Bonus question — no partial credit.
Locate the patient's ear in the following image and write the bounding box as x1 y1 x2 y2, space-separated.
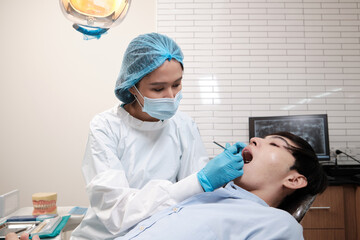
284 172 307 190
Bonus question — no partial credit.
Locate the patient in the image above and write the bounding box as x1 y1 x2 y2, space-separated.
116 131 328 239
6 132 327 240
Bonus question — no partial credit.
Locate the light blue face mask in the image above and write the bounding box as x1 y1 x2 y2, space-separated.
133 86 183 120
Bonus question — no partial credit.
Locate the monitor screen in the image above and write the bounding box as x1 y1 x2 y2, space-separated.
249 114 330 161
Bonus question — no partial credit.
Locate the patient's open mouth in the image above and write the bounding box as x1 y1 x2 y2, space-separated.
242 149 253 164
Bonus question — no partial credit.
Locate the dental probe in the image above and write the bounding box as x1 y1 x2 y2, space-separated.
213 141 226 150
214 141 249 162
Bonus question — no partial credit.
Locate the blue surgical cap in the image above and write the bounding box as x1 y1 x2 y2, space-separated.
114 32 184 103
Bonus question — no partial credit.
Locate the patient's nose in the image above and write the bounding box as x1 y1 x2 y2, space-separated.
250 137 260 146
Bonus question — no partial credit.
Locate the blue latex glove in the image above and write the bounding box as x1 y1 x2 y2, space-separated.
197 142 246 192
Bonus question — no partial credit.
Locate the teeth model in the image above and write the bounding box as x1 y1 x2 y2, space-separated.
32 192 57 215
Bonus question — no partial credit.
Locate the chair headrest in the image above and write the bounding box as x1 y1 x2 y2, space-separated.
279 194 317 222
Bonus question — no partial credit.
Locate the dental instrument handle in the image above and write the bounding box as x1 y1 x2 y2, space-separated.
213 141 226 150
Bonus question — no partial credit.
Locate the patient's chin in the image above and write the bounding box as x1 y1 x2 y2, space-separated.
232 176 242 186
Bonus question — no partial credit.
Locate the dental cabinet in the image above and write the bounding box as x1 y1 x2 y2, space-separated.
301 185 360 240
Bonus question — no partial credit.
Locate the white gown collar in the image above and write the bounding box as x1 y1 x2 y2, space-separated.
117 104 169 131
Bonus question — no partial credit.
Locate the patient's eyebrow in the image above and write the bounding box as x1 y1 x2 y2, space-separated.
268 136 290 147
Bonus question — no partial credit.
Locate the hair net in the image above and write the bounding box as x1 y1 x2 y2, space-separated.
114 32 184 103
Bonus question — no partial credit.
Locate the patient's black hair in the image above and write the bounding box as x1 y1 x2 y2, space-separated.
269 132 328 208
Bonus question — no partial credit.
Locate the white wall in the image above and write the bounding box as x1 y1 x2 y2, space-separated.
0 0 156 207
157 0 360 162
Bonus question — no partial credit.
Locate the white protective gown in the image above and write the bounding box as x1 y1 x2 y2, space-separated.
70 105 209 240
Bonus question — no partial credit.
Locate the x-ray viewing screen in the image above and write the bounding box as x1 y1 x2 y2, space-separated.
249 114 330 161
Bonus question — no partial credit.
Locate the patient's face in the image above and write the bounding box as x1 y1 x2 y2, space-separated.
234 135 297 192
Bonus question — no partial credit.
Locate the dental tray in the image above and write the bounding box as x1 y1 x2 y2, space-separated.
0 221 38 239
0 215 70 239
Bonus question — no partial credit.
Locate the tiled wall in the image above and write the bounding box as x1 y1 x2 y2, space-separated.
157 0 360 163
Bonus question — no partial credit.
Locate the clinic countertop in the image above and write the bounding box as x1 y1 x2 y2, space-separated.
327 175 360 186
322 164 360 186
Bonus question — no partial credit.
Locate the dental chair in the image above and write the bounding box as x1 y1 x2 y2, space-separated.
278 194 317 223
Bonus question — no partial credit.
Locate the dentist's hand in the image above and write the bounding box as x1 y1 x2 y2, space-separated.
197 142 246 192
5 233 40 240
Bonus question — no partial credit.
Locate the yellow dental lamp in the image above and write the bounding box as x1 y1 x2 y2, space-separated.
60 0 131 39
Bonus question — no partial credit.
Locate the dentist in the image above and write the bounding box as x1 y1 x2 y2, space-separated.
71 33 245 240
